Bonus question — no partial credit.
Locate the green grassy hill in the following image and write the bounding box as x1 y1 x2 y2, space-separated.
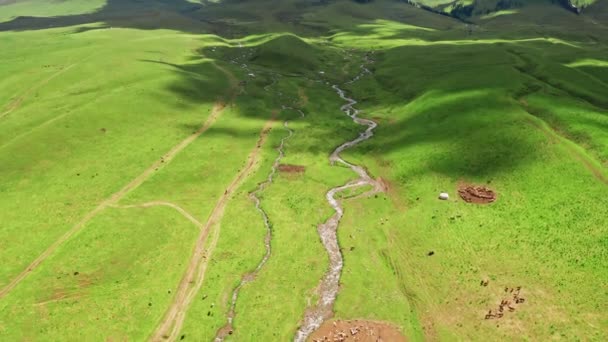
0 0 606 341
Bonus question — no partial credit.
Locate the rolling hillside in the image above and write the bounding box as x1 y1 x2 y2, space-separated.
0 0 606 341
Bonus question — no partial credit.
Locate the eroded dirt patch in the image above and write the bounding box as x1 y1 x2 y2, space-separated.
278 164 305 173
310 320 407 342
377 177 391 192
458 184 497 204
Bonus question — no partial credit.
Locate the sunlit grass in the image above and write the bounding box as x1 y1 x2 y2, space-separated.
565 58 608 68
0 0 607 340
480 9 519 19
0 0 106 23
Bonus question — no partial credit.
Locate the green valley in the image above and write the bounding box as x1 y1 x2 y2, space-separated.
0 0 606 341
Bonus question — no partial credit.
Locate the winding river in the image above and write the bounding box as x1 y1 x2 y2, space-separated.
294 59 383 342
216 49 380 341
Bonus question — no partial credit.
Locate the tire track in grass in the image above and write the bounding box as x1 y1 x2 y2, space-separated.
523 112 608 185
214 105 305 341
109 201 204 228
0 101 227 300
0 101 225 298
0 63 238 300
150 111 279 342
0 63 79 120
0 92 112 151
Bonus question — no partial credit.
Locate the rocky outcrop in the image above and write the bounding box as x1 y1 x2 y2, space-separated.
557 0 597 14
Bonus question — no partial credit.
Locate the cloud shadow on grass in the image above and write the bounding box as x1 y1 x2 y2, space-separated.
140 29 606 180
3 0 606 182
0 0 206 33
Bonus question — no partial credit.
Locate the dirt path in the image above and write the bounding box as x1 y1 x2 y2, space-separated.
0 101 228 300
523 113 608 186
294 56 384 342
0 92 111 151
109 201 203 228
150 114 278 342
0 63 79 120
0 62 239 300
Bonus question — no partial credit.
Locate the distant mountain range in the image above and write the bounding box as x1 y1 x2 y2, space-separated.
401 0 600 17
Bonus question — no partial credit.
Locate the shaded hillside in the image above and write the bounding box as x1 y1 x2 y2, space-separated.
407 0 601 17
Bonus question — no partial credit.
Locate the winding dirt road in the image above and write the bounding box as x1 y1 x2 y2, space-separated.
150 112 278 342
294 58 383 342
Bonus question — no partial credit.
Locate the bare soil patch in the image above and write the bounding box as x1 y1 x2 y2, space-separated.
278 164 305 173
458 184 497 204
215 325 234 339
310 320 407 342
377 177 391 192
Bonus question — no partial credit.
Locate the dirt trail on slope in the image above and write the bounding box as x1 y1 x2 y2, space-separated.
0 63 239 300
0 101 227 300
109 202 203 228
294 55 384 342
0 63 79 119
150 113 278 342
523 115 608 186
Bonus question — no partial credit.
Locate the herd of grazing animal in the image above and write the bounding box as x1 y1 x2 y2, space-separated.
484 286 525 320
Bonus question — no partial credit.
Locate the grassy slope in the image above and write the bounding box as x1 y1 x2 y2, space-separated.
183 1 607 340
0 10 250 340
0 0 607 340
335 4 608 339
0 0 105 23
179 37 368 340
0 207 201 340
0 28 226 285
